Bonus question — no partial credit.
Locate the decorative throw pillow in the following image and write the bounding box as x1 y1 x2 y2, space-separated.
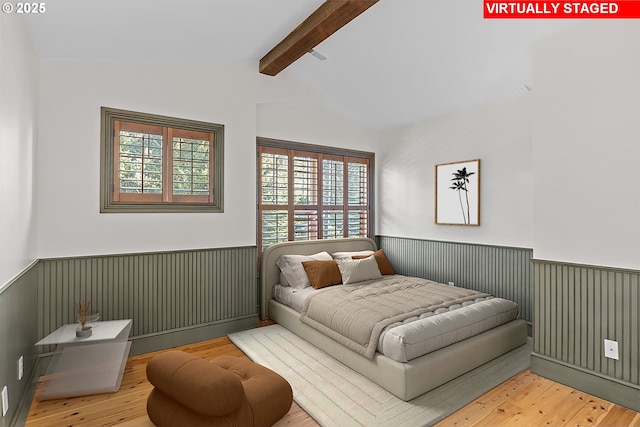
276 252 333 289
302 260 342 289
336 256 382 285
353 249 395 275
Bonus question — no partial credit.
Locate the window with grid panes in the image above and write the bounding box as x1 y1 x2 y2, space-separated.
100 107 224 213
258 138 373 251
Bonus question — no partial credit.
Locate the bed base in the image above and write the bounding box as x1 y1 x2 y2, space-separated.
269 300 527 401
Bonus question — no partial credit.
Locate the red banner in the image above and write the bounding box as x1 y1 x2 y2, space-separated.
484 1 640 18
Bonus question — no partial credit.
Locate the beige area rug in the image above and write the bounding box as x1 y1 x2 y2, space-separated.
229 324 531 427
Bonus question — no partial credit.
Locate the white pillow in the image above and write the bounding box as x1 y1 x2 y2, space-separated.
279 272 290 287
336 256 382 285
331 250 375 259
276 251 333 289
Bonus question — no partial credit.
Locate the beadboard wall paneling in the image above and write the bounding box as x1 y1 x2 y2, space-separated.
0 263 39 427
532 259 639 411
377 236 533 324
37 246 258 353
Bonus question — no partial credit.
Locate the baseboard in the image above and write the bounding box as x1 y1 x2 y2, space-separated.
129 316 258 355
531 352 640 412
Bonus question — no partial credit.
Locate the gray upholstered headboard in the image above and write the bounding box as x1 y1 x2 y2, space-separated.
260 237 377 319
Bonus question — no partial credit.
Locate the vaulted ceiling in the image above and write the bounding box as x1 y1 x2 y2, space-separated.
21 0 573 131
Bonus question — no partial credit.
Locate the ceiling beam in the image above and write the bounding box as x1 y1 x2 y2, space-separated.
259 0 379 76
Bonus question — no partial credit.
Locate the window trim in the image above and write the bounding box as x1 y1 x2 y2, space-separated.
257 137 375 250
100 107 224 213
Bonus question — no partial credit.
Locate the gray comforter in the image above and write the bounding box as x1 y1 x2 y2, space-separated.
299 275 501 359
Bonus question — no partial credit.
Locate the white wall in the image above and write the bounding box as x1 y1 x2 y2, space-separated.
31 21 640 269
533 22 640 270
36 60 326 258
0 15 38 286
377 95 534 248
257 102 381 152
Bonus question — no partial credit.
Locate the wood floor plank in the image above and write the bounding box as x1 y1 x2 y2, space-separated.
472 399 525 426
501 377 575 426
494 385 582 426
437 371 547 427
26 335 639 427
27 387 150 427
582 403 640 427
557 390 615 426
435 373 537 426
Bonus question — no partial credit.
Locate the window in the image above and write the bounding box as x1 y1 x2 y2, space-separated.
258 138 374 251
100 107 224 213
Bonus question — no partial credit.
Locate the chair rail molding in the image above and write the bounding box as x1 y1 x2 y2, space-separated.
37 246 258 355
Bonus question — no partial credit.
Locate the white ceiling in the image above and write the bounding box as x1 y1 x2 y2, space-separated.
21 0 574 131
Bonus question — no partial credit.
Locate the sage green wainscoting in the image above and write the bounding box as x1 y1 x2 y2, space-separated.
0 262 39 427
377 236 534 331
37 246 258 356
532 259 639 412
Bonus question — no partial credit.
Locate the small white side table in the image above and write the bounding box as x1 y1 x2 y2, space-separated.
35 319 133 400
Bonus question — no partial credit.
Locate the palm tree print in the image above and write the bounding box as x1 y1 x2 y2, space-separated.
449 167 475 224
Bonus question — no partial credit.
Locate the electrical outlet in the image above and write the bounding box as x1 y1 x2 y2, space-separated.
1 386 8 416
448 281 454 286
18 356 24 381
604 339 619 360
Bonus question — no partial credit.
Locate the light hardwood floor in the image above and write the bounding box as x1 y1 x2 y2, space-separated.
26 336 639 427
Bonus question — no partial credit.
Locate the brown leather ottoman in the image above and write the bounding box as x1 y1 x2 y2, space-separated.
146 351 293 427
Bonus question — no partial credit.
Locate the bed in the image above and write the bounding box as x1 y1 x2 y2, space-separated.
260 237 527 401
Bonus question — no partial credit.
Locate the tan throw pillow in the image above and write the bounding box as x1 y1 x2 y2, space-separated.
336 256 382 285
302 260 342 289
353 249 395 275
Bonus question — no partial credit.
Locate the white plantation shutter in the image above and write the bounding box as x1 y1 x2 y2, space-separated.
115 121 164 202
171 130 213 200
114 122 215 203
347 158 368 237
258 140 373 251
261 210 288 248
260 150 288 205
293 154 318 241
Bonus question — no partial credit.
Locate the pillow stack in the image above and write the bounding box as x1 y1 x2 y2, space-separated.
277 248 395 290
276 251 333 289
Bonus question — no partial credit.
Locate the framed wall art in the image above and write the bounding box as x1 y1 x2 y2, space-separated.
435 159 480 226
